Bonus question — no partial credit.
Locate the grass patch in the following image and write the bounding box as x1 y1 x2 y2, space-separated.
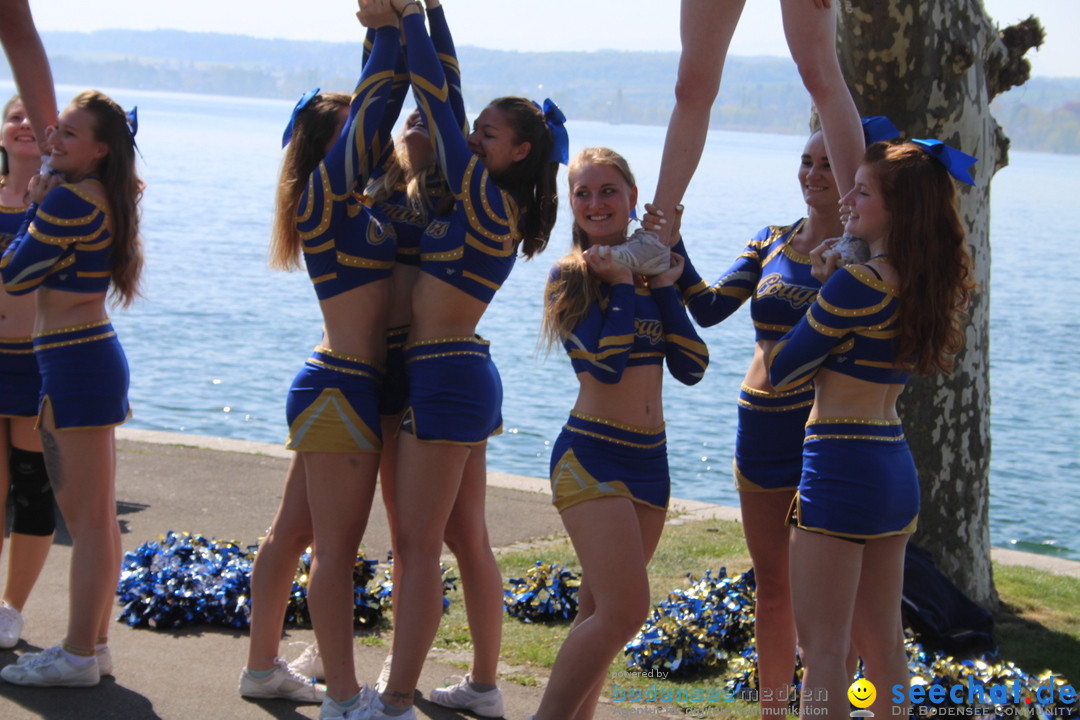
426 517 1079 717
992 563 1080 683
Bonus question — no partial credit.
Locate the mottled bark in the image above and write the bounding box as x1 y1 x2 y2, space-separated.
835 0 1042 609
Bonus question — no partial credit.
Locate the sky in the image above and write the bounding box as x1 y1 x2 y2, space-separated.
28 0 1079 78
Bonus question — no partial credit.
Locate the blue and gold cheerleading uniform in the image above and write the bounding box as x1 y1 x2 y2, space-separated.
549 269 709 511
401 12 523 305
674 221 819 492
769 264 917 539
0 201 41 419
285 26 401 453
368 5 463 268
394 13 528 443
1 183 131 429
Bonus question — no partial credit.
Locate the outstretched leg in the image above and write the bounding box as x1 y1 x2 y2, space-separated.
652 0 747 244
781 0 864 195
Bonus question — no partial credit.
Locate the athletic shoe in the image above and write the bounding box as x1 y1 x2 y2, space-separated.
373 653 392 694
363 692 417 720
288 641 324 682
0 645 100 687
430 674 505 718
319 686 380 720
239 657 326 702
605 228 671 276
16 642 111 674
0 604 23 649
97 645 113 676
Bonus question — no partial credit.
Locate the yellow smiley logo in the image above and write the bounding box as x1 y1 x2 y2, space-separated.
848 678 876 709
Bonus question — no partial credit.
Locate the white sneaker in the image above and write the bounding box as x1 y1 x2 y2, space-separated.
365 692 416 720
239 657 326 702
0 604 23 649
430 674 505 717
288 641 324 682
320 686 382 720
605 228 671 276
97 645 113 676
1 645 100 687
373 653 392 693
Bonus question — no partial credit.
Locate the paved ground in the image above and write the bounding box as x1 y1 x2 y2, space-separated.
0 429 1075 720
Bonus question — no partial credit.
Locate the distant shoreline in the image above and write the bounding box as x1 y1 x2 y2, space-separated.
2 28 1076 154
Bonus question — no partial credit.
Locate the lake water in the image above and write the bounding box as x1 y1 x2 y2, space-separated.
9 84 1077 561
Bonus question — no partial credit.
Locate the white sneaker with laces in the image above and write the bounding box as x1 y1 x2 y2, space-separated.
430 674 505 718
239 657 326 702
373 653 392 694
604 228 672 276
288 641 324 682
365 692 417 720
0 604 23 649
1 645 100 687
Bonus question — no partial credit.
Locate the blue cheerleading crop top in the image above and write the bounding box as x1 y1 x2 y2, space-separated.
674 220 821 341
550 265 709 387
296 26 400 300
1 182 114 295
0 201 28 251
402 13 523 305
368 6 462 269
768 264 908 389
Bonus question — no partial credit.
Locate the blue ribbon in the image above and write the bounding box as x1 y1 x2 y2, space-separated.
281 88 320 148
542 98 569 166
911 138 978 186
125 106 139 151
861 115 900 145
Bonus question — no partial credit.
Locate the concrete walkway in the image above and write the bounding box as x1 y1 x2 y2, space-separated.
0 429 1075 720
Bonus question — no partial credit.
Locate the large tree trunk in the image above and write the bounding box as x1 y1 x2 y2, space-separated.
835 0 1043 608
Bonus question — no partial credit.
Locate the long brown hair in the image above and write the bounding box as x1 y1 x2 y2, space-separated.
0 95 21 178
72 90 144 308
268 92 350 271
866 141 976 375
541 147 636 349
484 97 558 259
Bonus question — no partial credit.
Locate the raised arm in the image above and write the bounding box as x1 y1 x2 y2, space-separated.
550 258 638 385
297 24 399 237
672 236 761 328
1 181 98 294
0 0 57 153
768 265 893 390
646 255 709 385
425 2 467 135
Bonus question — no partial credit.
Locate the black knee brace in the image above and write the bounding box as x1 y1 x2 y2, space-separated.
9 446 56 536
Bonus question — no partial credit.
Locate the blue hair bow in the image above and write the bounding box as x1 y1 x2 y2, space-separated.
542 98 569 166
125 106 139 152
282 88 320 148
911 138 978 186
861 116 900 145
